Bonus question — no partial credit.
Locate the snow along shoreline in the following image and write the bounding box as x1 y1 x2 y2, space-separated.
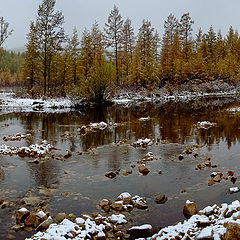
0 89 239 114
24 198 240 240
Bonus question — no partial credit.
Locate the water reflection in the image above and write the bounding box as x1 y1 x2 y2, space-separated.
6 101 240 151
1 99 240 239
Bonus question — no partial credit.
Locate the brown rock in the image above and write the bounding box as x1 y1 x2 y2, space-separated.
103 205 110 212
205 161 212 167
117 193 132 205
56 213 68 223
16 208 30 224
178 154 184 160
154 194 168 204
37 216 53 230
193 152 198 158
105 171 117 179
111 201 124 211
183 201 197 218
208 178 215 186
228 171 234 176
205 156 211 161
99 199 111 208
223 221 240 240
20 196 41 206
67 213 76 222
114 231 124 238
64 150 72 159
231 177 237 184
24 213 37 226
127 224 153 239
12 224 24 231
138 165 150 175
213 175 221 182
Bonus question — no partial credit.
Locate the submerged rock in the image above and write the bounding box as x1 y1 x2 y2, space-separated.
154 194 168 204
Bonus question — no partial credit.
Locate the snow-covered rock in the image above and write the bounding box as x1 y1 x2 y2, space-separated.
197 121 216 130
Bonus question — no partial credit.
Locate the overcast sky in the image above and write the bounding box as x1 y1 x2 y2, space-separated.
1 0 240 49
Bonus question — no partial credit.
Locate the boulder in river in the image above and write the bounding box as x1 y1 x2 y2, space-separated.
127 224 153 239
138 164 150 175
223 221 240 240
105 171 117 179
183 200 198 218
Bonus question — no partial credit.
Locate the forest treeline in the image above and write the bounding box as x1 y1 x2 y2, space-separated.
2 0 240 101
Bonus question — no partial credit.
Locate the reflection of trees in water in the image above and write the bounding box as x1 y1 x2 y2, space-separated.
13 102 240 155
2 102 240 187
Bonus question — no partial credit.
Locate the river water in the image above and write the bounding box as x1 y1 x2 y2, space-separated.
1 98 240 239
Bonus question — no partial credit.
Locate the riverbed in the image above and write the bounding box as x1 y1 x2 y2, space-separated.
1 97 240 239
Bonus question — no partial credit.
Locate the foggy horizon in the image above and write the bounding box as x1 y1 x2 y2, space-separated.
2 0 240 49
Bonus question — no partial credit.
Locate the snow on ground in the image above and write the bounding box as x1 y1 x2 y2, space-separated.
0 92 73 113
149 200 240 240
196 121 216 130
24 199 240 240
113 90 237 106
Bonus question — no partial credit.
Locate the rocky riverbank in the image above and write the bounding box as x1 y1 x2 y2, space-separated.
22 197 240 240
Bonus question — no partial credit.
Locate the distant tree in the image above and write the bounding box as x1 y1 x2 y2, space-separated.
179 13 194 61
164 14 179 44
68 27 80 85
104 5 123 84
34 0 66 95
133 20 159 87
91 22 105 64
160 14 179 82
195 28 203 50
121 18 135 82
80 28 93 80
0 16 13 47
23 22 40 90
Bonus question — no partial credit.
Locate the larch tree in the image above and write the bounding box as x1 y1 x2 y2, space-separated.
134 19 159 87
34 0 66 95
121 18 135 82
0 16 13 47
91 22 105 65
164 14 179 44
160 14 179 82
80 28 93 81
68 27 80 85
23 22 40 90
104 5 123 84
179 12 194 61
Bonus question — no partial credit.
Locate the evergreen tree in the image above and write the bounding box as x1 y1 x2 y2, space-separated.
179 12 194 61
104 5 123 84
68 27 80 85
34 0 66 94
0 16 13 47
121 18 135 82
134 20 159 87
23 22 40 90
